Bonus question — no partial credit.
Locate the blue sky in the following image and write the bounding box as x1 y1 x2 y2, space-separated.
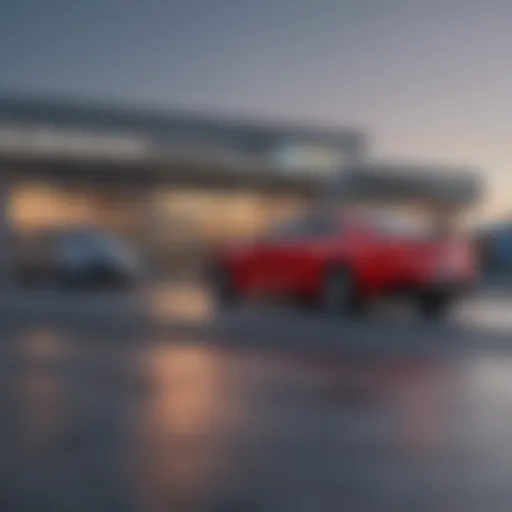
1 0 511 218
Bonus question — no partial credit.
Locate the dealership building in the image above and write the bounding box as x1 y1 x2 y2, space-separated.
0 93 482 279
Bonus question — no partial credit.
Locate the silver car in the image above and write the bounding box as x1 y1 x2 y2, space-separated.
17 228 143 289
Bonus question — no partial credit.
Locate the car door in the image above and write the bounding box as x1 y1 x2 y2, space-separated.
275 214 341 296
262 218 311 296
238 237 279 296
354 218 402 292
237 218 304 297
369 216 430 289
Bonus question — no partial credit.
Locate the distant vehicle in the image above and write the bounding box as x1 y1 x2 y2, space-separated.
17 228 143 290
207 210 477 319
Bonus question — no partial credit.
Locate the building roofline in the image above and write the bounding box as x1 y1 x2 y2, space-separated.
325 160 484 207
0 90 366 149
350 159 481 181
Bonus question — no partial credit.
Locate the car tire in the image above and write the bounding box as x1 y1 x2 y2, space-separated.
417 292 450 321
210 264 238 310
55 268 89 291
320 266 364 317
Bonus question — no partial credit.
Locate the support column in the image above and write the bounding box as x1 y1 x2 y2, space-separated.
0 172 12 287
142 189 161 284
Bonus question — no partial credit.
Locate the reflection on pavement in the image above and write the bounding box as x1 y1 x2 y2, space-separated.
136 346 238 510
148 283 213 323
147 282 512 336
0 328 512 510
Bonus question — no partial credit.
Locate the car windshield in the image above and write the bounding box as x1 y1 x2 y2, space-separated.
361 209 437 238
264 211 343 241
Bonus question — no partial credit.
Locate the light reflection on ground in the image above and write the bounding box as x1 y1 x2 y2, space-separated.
0 327 512 510
146 281 512 334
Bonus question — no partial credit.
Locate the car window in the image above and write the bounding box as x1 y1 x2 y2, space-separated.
265 214 341 242
264 218 308 241
297 216 337 239
371 215 433 238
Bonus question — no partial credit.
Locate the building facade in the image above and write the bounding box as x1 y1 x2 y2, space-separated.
0 93 366 278
0 93 484 281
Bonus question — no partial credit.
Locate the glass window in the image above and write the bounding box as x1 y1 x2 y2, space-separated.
264 213 341 242
265 218 308 241
371 213 433 238
306 215 341 238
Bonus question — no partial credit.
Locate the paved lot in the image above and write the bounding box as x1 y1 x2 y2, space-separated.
1 283 512 510
3 280 512 329
147 281 512 328
142 282 512 354
3 281 512 352
0 324 512 511
0 288 145 324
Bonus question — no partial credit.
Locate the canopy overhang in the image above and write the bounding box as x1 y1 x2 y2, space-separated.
326 162 483 211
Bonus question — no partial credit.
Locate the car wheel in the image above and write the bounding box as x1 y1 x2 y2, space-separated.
55 268 88 291
92 267 130 291
210 265 238 310
418 292 450 321
321 267 364 317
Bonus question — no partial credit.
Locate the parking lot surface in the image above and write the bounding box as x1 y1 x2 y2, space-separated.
1 284 512 510
0 324 512 511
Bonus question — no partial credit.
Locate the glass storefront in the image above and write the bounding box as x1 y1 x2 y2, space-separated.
9 182 311 277
152 188 309 275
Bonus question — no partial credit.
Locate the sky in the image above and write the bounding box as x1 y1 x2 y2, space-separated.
0 0 511 220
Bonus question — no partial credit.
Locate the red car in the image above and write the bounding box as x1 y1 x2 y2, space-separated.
208 210 477 318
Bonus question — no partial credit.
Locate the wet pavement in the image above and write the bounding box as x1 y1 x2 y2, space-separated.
1 323 512 511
